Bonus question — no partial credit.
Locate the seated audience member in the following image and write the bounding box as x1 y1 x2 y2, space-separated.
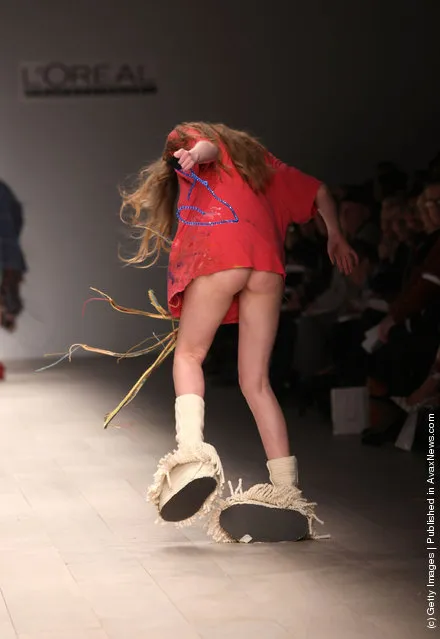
330 240 379 377
399 189 440 282
339 188 380 247
404 188 426 237
398 188 437 282
286 219 326 270
377 180 440 344
291 237 374 392
364 320 440 445
272 217 332 396
299 240 380 397
364 333 440 446
417 191 438 235
404 343 440 408
363 180 440 445
288 217 333 307
371 196 414 299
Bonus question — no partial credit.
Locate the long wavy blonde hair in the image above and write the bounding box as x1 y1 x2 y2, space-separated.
120 122 273 267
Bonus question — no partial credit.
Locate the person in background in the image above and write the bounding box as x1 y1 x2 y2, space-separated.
406 344 440 408
339 189 380 247
377 180 440 344
363 179 440 445
0 179 26 379
271 216 332 398
290 191 379 399
371 196 414 300
298 240 379 407
417 191 438 235
404 189 426 237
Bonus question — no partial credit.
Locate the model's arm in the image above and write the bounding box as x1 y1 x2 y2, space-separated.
315 184 341 235
174 141 218 172
190 141 218 164
315 184 359 275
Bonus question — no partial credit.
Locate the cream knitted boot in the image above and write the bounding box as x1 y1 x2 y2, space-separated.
147 394 224 525
208 455 324 543
267 455 298 487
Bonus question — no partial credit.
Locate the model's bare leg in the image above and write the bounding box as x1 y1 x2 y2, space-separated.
208 272 322 543
173 270 249 397
237 271 289 459
148 269 251 524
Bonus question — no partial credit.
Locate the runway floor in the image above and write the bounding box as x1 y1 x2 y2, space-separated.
0 357 428 638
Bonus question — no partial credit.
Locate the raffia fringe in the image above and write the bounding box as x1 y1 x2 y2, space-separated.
206 480 330 543
39 288 178 429
146 442 225 528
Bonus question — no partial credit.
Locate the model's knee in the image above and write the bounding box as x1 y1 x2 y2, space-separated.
239 372 271 401
174 347 206 368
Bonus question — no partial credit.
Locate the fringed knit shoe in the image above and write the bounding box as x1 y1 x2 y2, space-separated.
207 456 326 543
147 394 224 525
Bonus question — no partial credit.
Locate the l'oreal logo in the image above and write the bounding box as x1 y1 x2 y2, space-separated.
21 62 157 98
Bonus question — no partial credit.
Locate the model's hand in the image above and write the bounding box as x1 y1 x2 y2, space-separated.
378 314 395 343
327 231 358 275
174 148 198 172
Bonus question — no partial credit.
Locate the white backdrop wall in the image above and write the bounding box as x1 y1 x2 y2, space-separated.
1 0 439 360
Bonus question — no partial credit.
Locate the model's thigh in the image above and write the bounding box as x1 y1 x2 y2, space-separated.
176 269 252 361
237 272 284 388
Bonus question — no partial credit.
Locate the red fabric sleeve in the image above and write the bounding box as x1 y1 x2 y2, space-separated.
266 154 322 225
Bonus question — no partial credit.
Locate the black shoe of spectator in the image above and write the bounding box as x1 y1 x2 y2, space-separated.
361 419 404 447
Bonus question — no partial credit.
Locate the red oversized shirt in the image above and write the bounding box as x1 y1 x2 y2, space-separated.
166 128 322 323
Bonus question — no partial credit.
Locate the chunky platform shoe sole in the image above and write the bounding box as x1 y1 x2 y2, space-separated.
160 476 217 522
219 503 308 543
